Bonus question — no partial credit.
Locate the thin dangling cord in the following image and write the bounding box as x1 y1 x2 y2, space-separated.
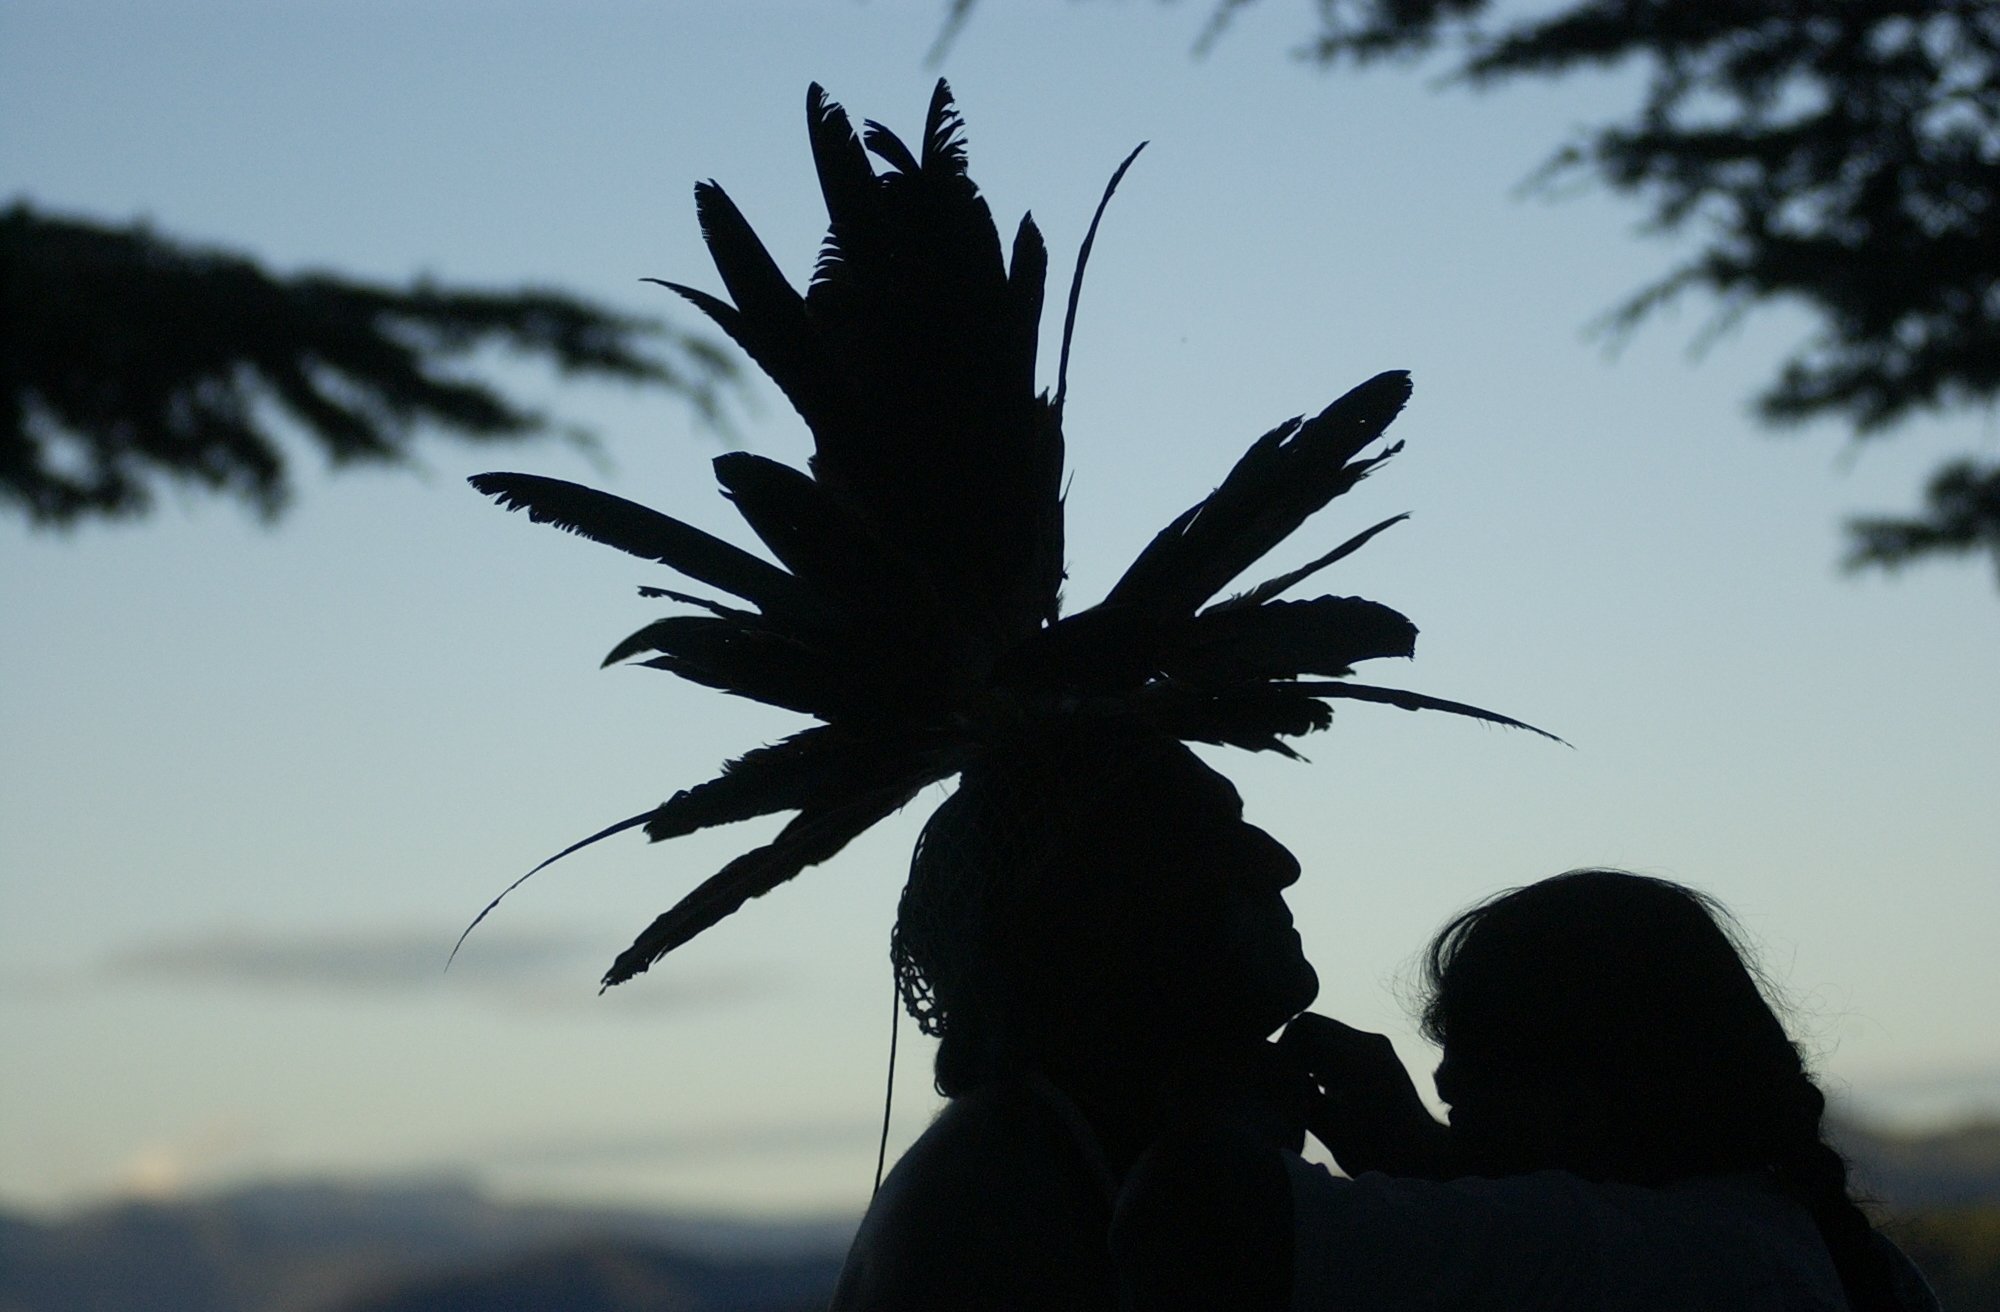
872 965 900 1198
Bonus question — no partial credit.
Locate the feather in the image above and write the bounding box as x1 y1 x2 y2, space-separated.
643 727 965 842
634 584 743 617
679 81 1052 652
608 592 764 660
920 78 970 175
642 273 868 475
647 728 853 840
1140 682 1335 755
1007 216 1061 628
860 118 920 176
625 618 853 718
806 83 883 297
643 278 754 357
1206 513 1409 614
601 781 922 988
464 728 948 972
711 452 943 636
689 183 805 334
1295 680 1567 743
885 83 1008 306
448 809 657 970
470 472 805 618
682 186 853 433
1163 595 1418 685
1056 141 1147 412
603 615 752 670
713 452 874 578
1007 215 1050 404
1103 371 1412 618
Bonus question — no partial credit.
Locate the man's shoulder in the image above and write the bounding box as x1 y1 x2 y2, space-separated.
829 1080 1117 1311
867 1081 1111 1239
910 1081 1095 1180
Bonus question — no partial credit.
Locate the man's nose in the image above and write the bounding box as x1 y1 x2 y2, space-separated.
1240 823 1301 889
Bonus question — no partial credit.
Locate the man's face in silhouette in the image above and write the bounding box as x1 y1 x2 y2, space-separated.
1067 745 1319 1046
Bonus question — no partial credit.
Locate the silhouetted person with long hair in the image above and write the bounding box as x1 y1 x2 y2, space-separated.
1116 870 1939 1310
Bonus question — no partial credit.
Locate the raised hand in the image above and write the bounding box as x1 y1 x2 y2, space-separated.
1279 1012 1455 1179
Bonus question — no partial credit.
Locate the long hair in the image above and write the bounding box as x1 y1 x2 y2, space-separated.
892 754 1055 1097
891 731 1219 1097
1420 869 1902 1311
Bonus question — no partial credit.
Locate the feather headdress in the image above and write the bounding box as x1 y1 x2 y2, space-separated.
469 82 1549 989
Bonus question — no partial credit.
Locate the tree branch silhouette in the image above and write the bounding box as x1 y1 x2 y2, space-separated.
2 203 740 526
932 0 2000 586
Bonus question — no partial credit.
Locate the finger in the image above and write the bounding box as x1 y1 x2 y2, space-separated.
1279 1012 1390 1064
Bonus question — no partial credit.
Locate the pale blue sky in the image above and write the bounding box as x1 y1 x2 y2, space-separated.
3 0 1995 1218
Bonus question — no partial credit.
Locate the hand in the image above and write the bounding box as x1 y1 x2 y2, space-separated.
1278 1012 1453 1179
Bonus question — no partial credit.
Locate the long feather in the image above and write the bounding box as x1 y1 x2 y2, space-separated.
711 453 943 640
448 809 657 970
1163 596 1418 685
1007 214 1050 406
603 615 761 670
607 594 765 664
628 620 853 719
469 473 805 617
644 279 757 361
897 83 1006 299
643 727 965 842
1138 682 1335 756
690 182 805 334
860 118 920 176
776 83 1056 649
920 78 970 174
806 83 882 297
645 727 844 841
601 781 922 988
1008 215 1062 629
682 186 849 432
1205 513 1410 614
1103 371 1412 617
634 584 744 617
1294 680 1566 743
1056 141 1147 412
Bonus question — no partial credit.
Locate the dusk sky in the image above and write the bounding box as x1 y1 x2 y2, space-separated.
4 0 1995 1220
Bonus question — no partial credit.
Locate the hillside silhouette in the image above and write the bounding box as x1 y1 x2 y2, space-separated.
0 1179 846 1312
3 1115 1996 1311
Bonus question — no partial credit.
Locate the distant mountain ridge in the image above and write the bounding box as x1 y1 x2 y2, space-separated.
1835 1117 2000 1209
341 1240 840 1312
3 1117 1994 1312
0 1178 853 1312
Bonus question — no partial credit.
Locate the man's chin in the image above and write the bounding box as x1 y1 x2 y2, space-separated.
1264 961 1320 1034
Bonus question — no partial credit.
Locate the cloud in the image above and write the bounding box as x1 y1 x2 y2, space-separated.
104 925 579 990
1836 1059 2000 1126
76 924 781 1013
473 1119 882 1170
1848 1060 2000 1098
